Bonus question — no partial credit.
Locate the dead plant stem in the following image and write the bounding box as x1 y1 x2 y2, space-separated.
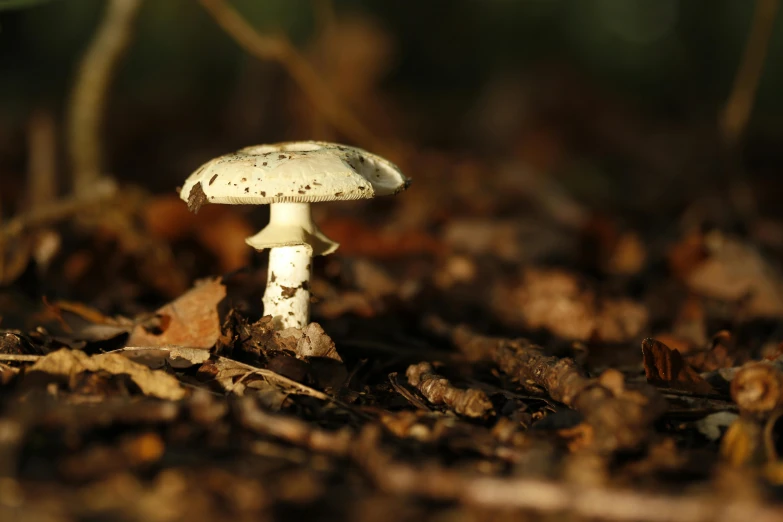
198 0 390 155
66 0 144 195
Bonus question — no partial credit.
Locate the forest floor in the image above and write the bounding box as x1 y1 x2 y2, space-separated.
3 133 783 521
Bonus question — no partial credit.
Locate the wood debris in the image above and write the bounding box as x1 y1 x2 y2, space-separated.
405 361 493 418
428 318 666 452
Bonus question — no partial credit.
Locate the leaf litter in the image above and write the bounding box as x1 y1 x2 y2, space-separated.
5 12 783 520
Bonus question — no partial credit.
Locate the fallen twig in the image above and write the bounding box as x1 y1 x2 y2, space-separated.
235 396 353 456
66 0 144 194
426 317 666 452
405 361 493 418
0 354 41 362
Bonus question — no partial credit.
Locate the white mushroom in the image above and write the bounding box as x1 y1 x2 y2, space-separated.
179 141 410 329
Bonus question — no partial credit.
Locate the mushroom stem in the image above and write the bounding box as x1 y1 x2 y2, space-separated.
263 245 312 329
254 202 335 329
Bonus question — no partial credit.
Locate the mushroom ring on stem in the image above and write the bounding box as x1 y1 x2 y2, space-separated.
179 141 411 329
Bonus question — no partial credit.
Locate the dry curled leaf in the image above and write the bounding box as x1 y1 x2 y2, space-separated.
27 348 185 400
641 338 715 395
198 355 331 405
278 322 341 362
128 278 225 349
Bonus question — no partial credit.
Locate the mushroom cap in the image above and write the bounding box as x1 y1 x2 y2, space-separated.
180 141 410 208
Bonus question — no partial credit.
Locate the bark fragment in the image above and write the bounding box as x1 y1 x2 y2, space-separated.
405 362 493 418
428 318 666 452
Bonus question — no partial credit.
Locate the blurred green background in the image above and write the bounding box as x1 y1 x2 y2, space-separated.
1 0 782 199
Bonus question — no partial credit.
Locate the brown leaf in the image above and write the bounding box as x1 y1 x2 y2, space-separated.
278 322 342 362
641 338 715 394
198 355 331 410
128 278 225 349
27 348 185 400
686 233 783 318
111 346 212 369
500 268 648 343
39 298 135 342
686 330 743 372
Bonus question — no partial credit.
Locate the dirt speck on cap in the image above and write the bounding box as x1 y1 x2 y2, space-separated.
187 182 208 214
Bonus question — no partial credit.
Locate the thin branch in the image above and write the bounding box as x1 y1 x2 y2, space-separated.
405 362 493 418
235 397 353 455
66 0 144 195
0 354 42 363
198 0 391 155
720 0 780 146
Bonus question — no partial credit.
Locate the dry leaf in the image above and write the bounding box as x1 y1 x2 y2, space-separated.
27 348 185 400
111 346 212 369
501 268 648 342
686 233 783 318
641 338 715 394
128 278 225 349
33 299 136 343
278 322 342 362
687 330 742 372
199 355 331 403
